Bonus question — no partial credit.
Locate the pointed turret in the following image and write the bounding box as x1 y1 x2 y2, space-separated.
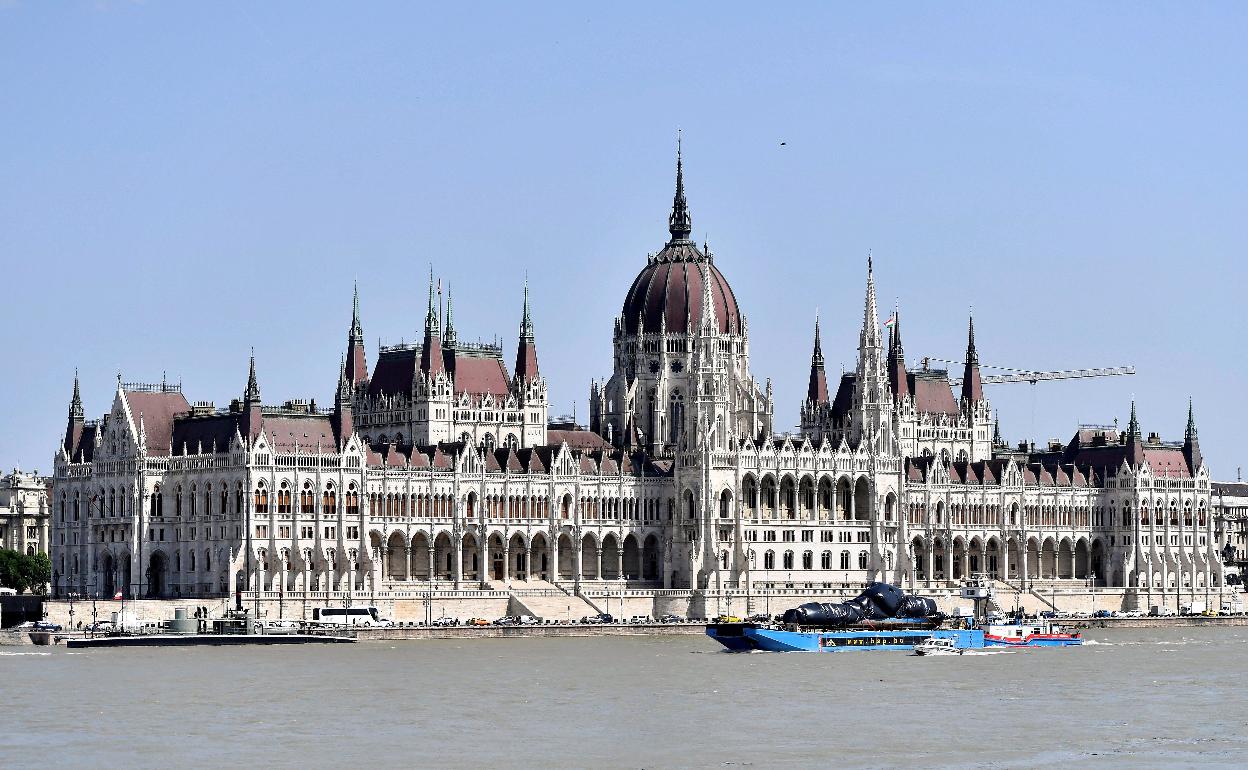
515 282 539 383
860 253 882 351
241 352 263 441
420 269 445 377
63 369 84 455
334 356 354 448
1183 397 1202 474
1125 400 1145 468
345 281 368 386
443 284 458 350
961 315 983 403
667 135 692 243
887 310 909 398
806 316 829 404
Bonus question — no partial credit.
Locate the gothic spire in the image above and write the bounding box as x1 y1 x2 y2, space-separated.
888 310 909 398
244 351 261 403
515 281 539 383
346 282 369 385
1184 397 1203 474
667 134 692 242
807 315 829 404
350 281 363 341
859 252 881 350
1125 399 1145 468
443 284 458 349
961 315 983 403
424 267 440 336
70 368 83 420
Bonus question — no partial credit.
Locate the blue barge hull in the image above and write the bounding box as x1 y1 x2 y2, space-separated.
707 624 985 652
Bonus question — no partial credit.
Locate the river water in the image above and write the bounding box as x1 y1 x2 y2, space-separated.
3 626 1246 768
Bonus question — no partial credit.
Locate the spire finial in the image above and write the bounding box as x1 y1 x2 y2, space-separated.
668 132 692 242
966 314 978 364
245 349 260 403
1127 399 1140 437
867 248 873 275
425 265 440 334
1186 397 1198 440
350 280 363 340
519 279 534 340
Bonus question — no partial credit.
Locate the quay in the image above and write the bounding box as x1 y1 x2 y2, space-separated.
65 633 354 649
354 622 707 641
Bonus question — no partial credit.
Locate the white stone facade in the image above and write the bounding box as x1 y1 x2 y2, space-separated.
49 155 1227 610
0 468 49 555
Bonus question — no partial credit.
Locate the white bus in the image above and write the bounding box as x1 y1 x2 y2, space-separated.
311 606 389 626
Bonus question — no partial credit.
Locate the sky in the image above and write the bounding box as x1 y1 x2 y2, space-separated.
1 2 1245 478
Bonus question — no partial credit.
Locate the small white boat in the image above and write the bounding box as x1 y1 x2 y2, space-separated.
912 637 964 656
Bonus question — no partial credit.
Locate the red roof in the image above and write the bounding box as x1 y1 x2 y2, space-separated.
909 372 958 416
124 390 191 456
451 352 510 400
621 247 742 335
547 429 611 450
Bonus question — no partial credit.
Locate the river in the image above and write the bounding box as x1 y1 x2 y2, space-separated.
3 626 1246 768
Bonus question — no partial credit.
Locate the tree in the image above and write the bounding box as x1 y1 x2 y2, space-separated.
0 549 51 594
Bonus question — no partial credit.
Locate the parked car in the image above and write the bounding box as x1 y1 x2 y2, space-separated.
1091 609 1113 618
594 613 615 624
431 616 458 627
627 615 652 624
466 617 490 626
32 621 63 632
715 615 744 624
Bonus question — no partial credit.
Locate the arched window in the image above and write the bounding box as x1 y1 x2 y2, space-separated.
190 484 197 516
802 551 813 570
459 432 472 445
840 550 850 570
254 483 268 514
821 551 832 570
719 490 731 519
482 434 496 453
504 433 518 450
782 550 794 570
764 550 775 570
858 551 868 570
668 390 684 444
175 486 183 517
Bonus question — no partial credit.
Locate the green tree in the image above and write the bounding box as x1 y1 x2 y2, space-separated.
0 549 51 594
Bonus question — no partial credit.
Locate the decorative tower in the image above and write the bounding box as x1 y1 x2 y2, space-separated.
443 284 458 352
851 255 890 452
512 282 548 447
334 356 354 449
346 282 368 387
241 352 263 442
799 316 833 442
1125 400 1146 468
960 315 992 461
1183 398 1203 475
415 269 453 445
63 370 84 458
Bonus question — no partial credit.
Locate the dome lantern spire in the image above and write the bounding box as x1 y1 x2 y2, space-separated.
668 132 692 243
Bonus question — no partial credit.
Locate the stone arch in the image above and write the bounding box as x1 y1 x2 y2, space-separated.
386 530 408 581
836 476 852 519
508 531 529 580
760 474 777 519
952 536 967 579
581 533 600 580
742 474 759 517
798 475 815 520
410 531 431 581
818 476 834 520
985 536 1002 580
461 532 480 581
1090 538 1107 586
601 533 621 579
146 550 168 598
968 536 984 576
911 537 928 582
642 534 660 581
558 533 576 579
530 532 550 581
719 488 732 519
883 492 896 522
433 532 454 580
622 534 641 580
853 476 870 521
1057 537 1074 579
488 532 507 581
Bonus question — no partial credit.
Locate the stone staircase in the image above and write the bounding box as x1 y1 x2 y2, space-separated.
503 579 601 623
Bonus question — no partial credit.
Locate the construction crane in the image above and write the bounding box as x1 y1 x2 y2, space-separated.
922 358 1136 387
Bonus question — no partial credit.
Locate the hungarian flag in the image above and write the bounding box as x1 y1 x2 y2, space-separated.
884 313 896 328
113 591 123 600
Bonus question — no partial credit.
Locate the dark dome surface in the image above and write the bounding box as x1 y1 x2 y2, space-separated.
621 242 742 336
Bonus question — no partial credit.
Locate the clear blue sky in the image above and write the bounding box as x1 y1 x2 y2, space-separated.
2 2 1245 478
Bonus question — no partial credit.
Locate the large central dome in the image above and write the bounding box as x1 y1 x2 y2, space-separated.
620 149 742 336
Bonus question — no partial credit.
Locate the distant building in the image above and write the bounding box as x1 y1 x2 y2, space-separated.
50 149 1226 607
1213 481 1248 578
0 468 50 555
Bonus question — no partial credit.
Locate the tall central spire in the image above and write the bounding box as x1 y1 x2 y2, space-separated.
807 316 829 404
860 252 881 350
668 133 692 242
350 281 363 341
